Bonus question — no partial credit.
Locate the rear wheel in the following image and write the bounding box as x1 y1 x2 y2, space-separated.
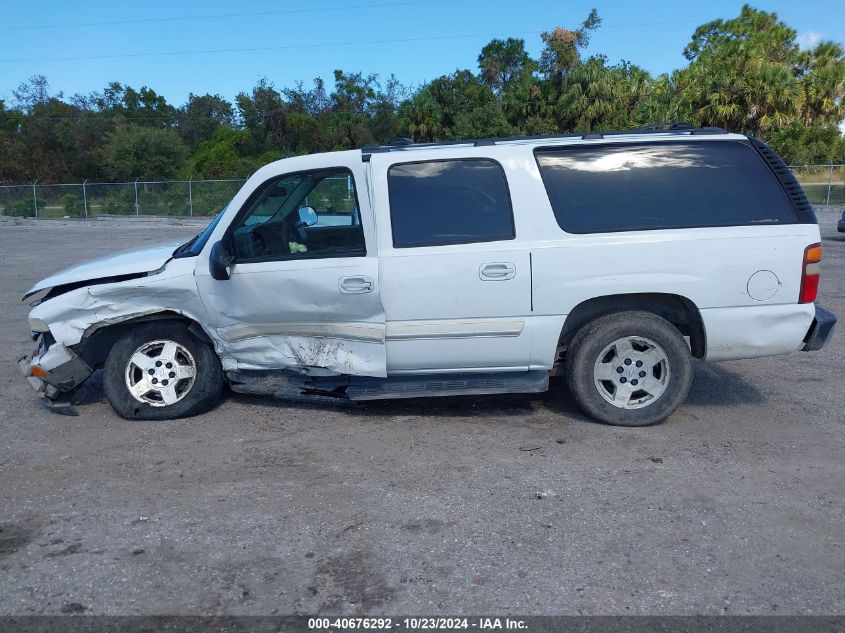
564 311 693 426
103 322 223 420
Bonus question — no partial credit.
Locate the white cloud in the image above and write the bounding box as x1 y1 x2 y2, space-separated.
798 31 822 49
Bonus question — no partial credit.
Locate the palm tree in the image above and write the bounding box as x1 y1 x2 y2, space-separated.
799 41 845 126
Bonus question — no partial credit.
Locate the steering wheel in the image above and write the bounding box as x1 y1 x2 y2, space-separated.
250 228 267 255
251 220 295 256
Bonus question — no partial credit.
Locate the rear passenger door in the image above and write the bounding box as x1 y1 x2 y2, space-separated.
370 153 533 374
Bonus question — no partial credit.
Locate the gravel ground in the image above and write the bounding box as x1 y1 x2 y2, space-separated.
0 211 843 616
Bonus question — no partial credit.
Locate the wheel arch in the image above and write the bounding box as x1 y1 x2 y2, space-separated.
558 293 706 359
73 310 216 369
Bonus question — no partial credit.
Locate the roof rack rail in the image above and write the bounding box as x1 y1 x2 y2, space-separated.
360 123 729 159
689 126 727 135
634 121 694 131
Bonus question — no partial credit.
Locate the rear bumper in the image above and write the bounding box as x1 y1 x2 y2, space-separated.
701 303 815 361
802 305 837 352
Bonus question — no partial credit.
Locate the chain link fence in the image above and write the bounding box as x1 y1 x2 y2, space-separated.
0 167 843 219
0 179 246 219
790 165 844 206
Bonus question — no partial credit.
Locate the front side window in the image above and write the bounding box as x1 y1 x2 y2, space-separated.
388 159 515 248
535 141 798 234
230 168 365 261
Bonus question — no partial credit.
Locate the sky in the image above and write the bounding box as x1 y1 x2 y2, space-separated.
0 0 843 107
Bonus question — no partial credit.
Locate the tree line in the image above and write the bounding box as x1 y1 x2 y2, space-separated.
1 4 843 184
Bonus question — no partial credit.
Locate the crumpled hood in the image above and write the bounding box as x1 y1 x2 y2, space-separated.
23 239 186 300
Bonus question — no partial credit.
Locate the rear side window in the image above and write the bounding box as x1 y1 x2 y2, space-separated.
534 141 798 234
388 159 515 247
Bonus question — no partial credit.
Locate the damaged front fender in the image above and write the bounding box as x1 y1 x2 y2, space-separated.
28 259 213 352
27 252 388 385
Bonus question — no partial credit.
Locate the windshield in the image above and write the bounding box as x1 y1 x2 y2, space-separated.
172 205 228 258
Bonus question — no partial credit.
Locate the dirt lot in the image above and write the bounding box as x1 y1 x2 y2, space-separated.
0 212 843 616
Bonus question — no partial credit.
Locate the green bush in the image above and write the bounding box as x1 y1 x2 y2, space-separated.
98 188 136 215
3 197 43 217
60 192 84 217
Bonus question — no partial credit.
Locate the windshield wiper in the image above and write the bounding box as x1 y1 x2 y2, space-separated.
173 234 199 256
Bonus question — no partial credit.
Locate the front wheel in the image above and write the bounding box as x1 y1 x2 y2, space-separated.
103 322 223 420
564 311 693 426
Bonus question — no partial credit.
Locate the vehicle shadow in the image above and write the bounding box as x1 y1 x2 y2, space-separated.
684 361 765 406
70 369 105 405
224 375 595 422
72 368 540 419
229 389 539 419
74 362 764 418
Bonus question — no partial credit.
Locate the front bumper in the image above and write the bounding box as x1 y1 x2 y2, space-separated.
18 356 79 415
802 305 837 352
18 341 92 415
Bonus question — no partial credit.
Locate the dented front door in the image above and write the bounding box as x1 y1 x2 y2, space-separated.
195 162 386 377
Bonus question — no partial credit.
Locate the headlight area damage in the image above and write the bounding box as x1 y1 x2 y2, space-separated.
18 263 207 416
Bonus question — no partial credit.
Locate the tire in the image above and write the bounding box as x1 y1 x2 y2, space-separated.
564 311 693 426
103 321 223 420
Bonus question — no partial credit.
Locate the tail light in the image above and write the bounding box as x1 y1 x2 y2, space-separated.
799 243 822 304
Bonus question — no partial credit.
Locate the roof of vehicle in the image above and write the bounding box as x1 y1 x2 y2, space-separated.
360 122 743 160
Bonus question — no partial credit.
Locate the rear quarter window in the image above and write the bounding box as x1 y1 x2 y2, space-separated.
534 141 798 234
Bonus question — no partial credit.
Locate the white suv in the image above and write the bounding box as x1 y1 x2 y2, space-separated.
19 125 837 426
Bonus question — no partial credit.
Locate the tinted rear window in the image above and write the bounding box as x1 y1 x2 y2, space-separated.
388 159 515 247
535 141 797 234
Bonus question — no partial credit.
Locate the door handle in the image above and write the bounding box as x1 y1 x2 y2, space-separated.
339 275 374 294
479 262 516 281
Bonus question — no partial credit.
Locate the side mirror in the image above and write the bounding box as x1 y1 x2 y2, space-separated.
297 206 318 227
209 240 233 281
